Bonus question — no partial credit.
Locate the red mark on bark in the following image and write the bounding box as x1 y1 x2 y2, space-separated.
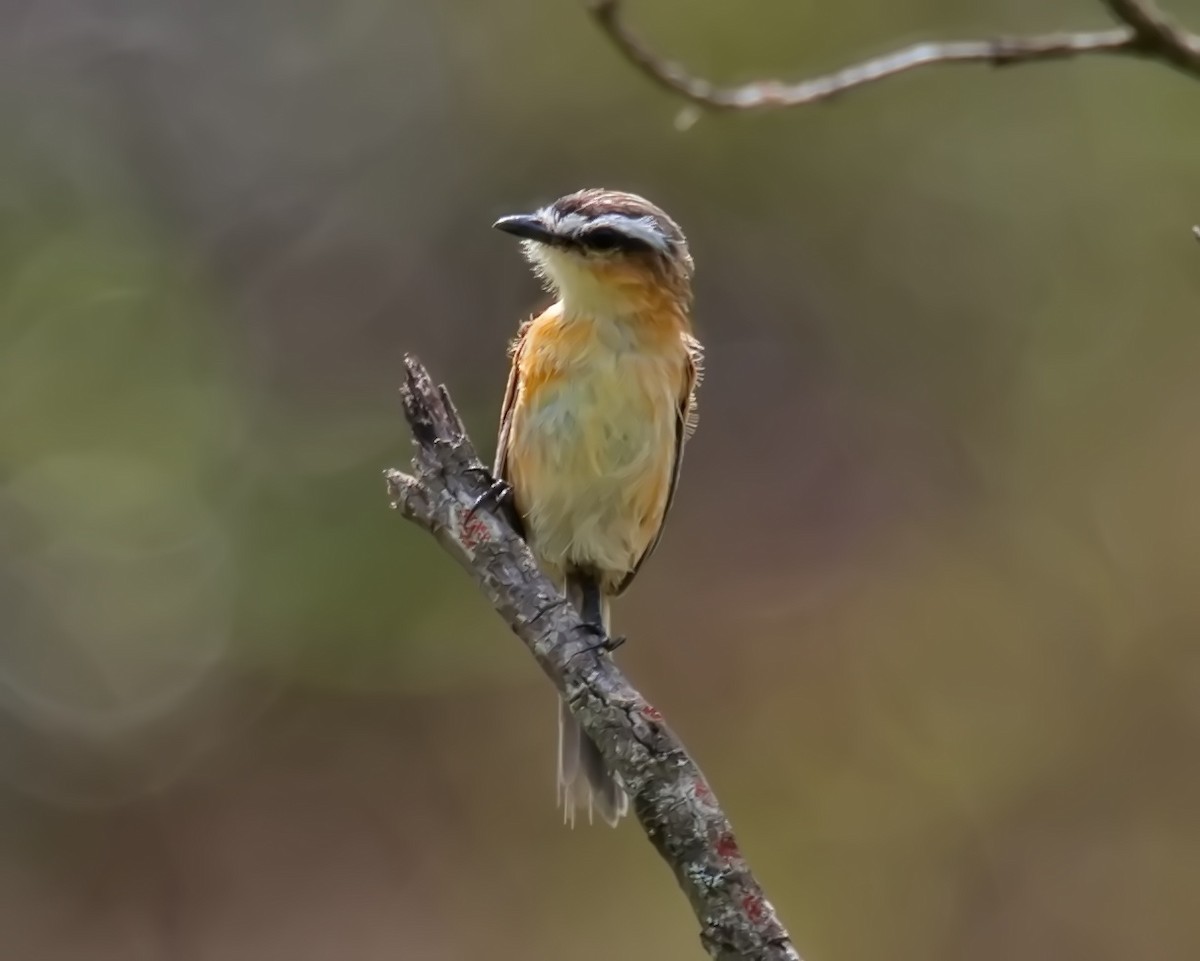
459 510 490 551
640 704 662 721
693 777 711 799
741 893 766 923
716 833 740 861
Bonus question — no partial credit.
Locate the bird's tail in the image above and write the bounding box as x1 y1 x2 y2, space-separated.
558 577 628 827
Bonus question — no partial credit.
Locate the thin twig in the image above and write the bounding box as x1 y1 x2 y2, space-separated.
385 356 801 961
586 0 1200 111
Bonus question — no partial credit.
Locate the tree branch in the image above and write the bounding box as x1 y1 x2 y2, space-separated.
1103 0 1200 72
384 356 801 961
587 0 1200 111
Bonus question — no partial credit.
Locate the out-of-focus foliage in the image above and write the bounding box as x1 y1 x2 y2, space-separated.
0 0 1197 958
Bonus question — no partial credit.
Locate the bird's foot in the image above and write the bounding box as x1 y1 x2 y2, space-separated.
462 468 513 526
579 623 626 656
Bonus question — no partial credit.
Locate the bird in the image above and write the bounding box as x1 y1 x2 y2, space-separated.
489 188 703 826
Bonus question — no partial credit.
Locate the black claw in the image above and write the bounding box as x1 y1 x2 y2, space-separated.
473 478 513 512
579 630 626 656
603 634 627 653
462 471 513 526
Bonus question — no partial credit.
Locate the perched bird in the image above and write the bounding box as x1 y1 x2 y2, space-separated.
490 188 703 826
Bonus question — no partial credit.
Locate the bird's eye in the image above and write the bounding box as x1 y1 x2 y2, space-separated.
582 227 629 251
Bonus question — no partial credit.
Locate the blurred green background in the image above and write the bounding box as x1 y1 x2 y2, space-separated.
1 0 1199 958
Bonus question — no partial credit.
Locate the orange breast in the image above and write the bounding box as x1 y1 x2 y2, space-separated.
504 304 689 589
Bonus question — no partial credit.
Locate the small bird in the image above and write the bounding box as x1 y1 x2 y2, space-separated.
490 188 703 826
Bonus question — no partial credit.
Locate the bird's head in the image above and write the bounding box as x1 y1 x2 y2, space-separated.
493 188 693 318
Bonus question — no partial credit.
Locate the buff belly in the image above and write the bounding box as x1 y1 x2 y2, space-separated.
506 358 678 591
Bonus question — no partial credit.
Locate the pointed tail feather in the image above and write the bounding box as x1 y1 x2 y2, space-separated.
558 579 628 827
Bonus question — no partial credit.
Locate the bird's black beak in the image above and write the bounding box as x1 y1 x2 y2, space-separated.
492 213 557 244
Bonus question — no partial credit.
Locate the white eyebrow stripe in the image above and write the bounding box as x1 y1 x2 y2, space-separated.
547 210 671 252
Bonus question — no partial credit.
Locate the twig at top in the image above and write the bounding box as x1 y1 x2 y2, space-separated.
586 0 1200 112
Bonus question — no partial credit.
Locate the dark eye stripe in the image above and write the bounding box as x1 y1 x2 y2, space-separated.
578 225 656 253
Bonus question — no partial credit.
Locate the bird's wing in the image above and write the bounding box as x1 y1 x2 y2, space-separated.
491 320 532 539
493 319 531 482
615 333 703 595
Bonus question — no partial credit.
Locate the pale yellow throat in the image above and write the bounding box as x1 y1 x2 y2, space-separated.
528 245 646 319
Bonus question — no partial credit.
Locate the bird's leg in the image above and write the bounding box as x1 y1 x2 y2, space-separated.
576 574 626 655
579 577 605 636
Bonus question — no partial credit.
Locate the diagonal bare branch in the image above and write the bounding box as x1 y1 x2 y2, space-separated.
1103 0 1200 73
587 0 1200 112
385 356 801 961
